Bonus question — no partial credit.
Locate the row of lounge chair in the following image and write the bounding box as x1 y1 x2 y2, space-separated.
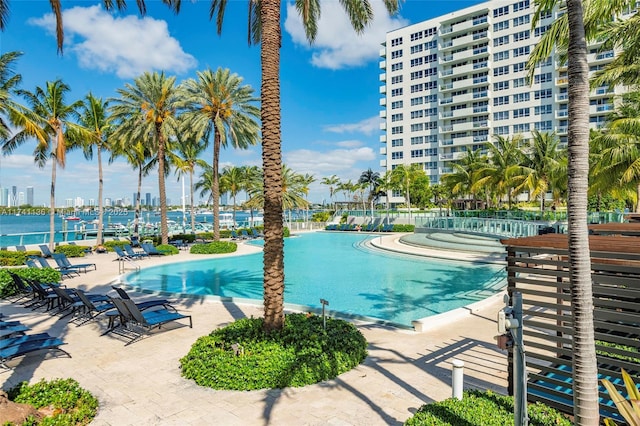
325 223 395 232
2 271 192 367
25 254 96 279
113 243 163 261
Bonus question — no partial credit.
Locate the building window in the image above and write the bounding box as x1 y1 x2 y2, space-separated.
410 110 423 119
513 30 530 42
410 44 423 54
534 104 553 115
494 111 510 120
494 96 509 106
391 113 403 122
410 84 423 93
391 100 403 109
391 126 403 134
513 123 530 133
426 94 438 103
513 46 530 58
425 27 437 37
391 37 403 47
534 24 551 37
425 107 437 116
513 108 530 118
494 66 510 76
512 62 526 73
411 123 424 132
534 72 553 84
513 92 530 103
513 77 527 88
410 57 423 67
391 139 403 147
411 97 423 106
495 126 509 135
513 0 530 12
539 9 552 19
494 81 510 91
534 120 553 131
410 31 423 42
391 88 403 97
391 50 403 59
411 149 424 158
391 75 403 84
494 50 510 61
426 135 438 143
426 121 438 130
513 15 530 26
534 89 553 100
391 63 403 72
425 81 438 90
494 5 509 16
425 40 437 49
494 35 510 47
494 20 510 31
411 136 424 145
391 152 404 160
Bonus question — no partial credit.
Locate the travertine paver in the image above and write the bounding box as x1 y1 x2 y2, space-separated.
1 233 508 425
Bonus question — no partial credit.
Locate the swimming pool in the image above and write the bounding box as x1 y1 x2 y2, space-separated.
123 232 506 327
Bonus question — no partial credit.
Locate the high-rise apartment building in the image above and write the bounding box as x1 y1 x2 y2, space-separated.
0 187 8 207
379 0 626 205
26 186 34 206
145 192 151 206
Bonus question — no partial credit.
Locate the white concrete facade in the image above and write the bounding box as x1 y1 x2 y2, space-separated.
379 0 626 205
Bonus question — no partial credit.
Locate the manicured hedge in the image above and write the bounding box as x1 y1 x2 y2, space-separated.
54 245 87 258
404 390 572 426
8 378 98 425
155 244 179 255
0 249 26 267
180 313 367 390
0 267 62 297
190 241 237 254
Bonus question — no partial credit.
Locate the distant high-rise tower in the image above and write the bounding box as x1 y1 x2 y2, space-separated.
10 185 17 207
26 186 34 206
0 187 8 207
145 192 151 206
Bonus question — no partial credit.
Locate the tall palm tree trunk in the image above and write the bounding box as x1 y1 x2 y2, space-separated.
97 148 104 246
212 132 221 240
49 160 57 251
190 169 196 233
567 0 598 423
636 183 640 213
157 130 169 245
261 0 285 332
135 166 143 238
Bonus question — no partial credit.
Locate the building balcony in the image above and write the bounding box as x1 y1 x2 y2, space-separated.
379 85 386 94
379 72 386 81
556 77 568 86
556 110 568 118
379 159 387 167
380 147 387 155
379 47 387 57
379 109 386 118
379 134 386 143
380 122 386 130
379 97 386 106
379 60 386 69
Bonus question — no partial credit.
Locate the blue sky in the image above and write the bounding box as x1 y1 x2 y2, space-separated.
0 0 483 206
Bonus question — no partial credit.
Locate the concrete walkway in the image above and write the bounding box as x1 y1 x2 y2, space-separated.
1 233 508 425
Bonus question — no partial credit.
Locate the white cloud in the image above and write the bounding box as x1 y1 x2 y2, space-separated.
324 115 381 135
284 0 408 69
285 144 375 176
29 5 197 79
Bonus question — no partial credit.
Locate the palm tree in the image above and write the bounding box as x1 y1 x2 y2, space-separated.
170 133 208 233
178 68 260 241
2 79 81 250
377 170 394 225
112 137 154 239
440 148 487 210
390 164 423 224
519 131 565 212
109 71 181 245
321 175 340 211
359 168 380 220
530 0 601 422
298 173 315 224
220 165 245 227
195 164 214 206
594 91 640 212
475 135 525 209
240 165 263 227
0 51 23 141
70 94 112 246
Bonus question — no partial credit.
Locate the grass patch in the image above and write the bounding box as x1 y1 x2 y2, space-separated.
180 313 367 390
405 390 572 426
7 378 98 425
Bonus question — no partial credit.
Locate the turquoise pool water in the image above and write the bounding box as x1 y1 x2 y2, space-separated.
124 232 505 327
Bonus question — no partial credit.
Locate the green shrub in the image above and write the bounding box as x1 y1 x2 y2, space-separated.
8 378 98 425
190 241 237 254
392 224 415 232
0 249 26 266
170 234 196 243
404 390 572 426
180 313 367 390
54 245 86 258
311 211 331 222
284 227 290 237
156 244 179 255
0 267 61 297
102 240 129 252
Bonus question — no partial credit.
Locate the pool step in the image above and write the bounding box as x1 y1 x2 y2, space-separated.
400 231 505 254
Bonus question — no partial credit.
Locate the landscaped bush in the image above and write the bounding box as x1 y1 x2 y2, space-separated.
190 241 237 255
7 378 98 425
283 226 290 237
404 390 572 426
170 234 196 243
0 250 26 267
155 244 179 255
102 240 129 252
180 313 367 390
312 211 332 222
54 245 87 258
392 224 415 232
0 267 61 297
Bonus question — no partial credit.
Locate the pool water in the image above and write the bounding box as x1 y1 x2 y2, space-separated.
124 232 505 327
